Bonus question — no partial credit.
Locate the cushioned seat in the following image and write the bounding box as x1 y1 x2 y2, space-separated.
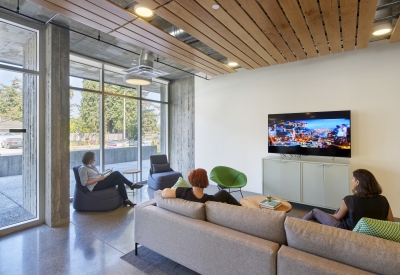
147 154 182 190
72 165 123 212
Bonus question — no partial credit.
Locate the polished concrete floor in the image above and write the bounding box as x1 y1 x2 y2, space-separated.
0 185 310 275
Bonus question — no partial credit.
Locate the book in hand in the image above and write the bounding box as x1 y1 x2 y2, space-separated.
259 199 282 209
101 169 112 177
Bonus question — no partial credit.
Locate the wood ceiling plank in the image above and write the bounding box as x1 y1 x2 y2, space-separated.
195 0 274 66
111 30 220 76
93 0 137 22
160 1 264 68
46 0 120 30
298 0 330 56
134 1 255 70
319 0 342 54
278 0 319 58
174 0 266 68
389 18 400 43
237 0 297 62
357 0 379 49
340 0 358 52
217 0 284 64
28 0 112 33
133 19 235 73
67 0 128 26
125 23 231 75
258 0 308 60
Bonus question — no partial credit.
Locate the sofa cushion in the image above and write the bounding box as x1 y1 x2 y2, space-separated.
172 177 191 188
151 171 182 182
353 218 400 243
284 217 400 275
154 190 205 220
152 163 171 173
205 201 287 244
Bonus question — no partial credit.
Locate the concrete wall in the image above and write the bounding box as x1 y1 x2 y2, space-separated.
195 40 400 217
169 76 195 179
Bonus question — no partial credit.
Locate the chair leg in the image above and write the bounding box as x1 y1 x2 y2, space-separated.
135 243 138 255
239 188 243 198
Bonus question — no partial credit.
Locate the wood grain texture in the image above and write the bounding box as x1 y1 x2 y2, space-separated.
237 0 297 62
357 0 379 49
340 0 358 52
298 0 330 56
279 0 319 58
319 0 342 54
389 18 400 44
258 0 308 60
174 0 266 67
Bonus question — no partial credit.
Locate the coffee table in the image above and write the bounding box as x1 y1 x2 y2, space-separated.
240 195 292 213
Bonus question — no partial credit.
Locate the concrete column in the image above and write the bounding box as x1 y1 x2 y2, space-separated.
169 76 195 179
44 24 70 227
23 35 37 215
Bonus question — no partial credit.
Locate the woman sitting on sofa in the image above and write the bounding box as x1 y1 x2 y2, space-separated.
78 151 143 207
162 168 241 206
303 169 394 230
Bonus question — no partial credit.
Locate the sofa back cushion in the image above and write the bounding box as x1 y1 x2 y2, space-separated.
205 201 287 244
154 190 205 220
284 217 400 275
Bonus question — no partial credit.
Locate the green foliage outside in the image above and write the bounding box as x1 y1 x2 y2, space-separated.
0 78 23 122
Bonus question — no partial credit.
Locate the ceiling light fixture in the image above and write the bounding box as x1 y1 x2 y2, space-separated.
124 74 152 86
372 21 392 36
134 4 154 18
228 61 238 67
212 4 220 9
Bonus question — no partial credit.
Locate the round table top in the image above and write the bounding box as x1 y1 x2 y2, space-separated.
123 169 141 174
240 195 292 213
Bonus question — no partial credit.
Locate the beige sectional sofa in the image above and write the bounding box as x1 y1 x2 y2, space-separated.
134 191 400 275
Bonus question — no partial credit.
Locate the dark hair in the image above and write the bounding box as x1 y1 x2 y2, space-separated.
82 151 95 165
188 168 209 188
352 169 382 197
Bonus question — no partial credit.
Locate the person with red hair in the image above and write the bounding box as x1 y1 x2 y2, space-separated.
162 168 241 206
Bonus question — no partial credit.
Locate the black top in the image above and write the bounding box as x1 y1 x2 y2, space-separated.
175 187 217 203
340 195 389 230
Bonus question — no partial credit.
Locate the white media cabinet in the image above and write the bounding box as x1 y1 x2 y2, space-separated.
262 157 351 209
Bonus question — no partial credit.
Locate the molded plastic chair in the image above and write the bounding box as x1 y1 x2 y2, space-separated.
210 166 247 198
147 154 182 190
72 165 123 212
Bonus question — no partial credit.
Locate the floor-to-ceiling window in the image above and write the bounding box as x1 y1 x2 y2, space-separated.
69 54 168 195
0 18 44 233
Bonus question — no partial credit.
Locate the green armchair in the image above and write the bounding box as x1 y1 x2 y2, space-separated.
210 166 247 198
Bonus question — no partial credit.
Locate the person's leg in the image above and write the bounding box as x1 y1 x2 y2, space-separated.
93 177 128 200
303 208 341 227
213 190 241 206
106 171 143 189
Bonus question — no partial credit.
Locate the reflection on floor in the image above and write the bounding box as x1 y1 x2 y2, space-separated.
0 185 311 274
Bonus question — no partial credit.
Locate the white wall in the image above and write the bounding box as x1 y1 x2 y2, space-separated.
195 40 400 217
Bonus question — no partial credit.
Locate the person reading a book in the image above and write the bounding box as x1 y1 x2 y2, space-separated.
303 169 394 230
161 168 241 206
78 151 143 207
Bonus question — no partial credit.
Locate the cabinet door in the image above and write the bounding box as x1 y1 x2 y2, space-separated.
279 161 301 202
263 160 282 198
324 164 350 209
302 163 325 206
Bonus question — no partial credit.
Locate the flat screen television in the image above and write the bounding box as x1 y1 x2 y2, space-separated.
268 110 351 158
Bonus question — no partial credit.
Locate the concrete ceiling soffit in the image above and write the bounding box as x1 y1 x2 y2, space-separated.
27 0 235 77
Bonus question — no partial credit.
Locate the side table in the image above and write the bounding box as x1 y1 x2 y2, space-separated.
123 169 141 183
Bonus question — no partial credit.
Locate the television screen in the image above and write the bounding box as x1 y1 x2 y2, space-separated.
268 110 351 158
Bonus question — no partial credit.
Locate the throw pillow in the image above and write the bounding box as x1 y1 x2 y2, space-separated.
152 163 170 173
353 218 400 243
172 177 190 188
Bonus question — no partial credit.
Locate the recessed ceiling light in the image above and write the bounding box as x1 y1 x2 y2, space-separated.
134 4 154 18
372 21 392 36
372 28 392 36
228 61 238 67
212 4 220 10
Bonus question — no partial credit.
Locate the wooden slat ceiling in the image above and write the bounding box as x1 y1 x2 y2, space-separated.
389 16 400 43
28 0 393 78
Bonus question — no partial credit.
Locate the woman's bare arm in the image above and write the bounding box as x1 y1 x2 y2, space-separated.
387 207 394 222
162 188 176 198
332 200 348 221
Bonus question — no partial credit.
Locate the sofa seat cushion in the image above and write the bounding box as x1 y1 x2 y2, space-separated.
353 218 400 243
205 201 287 244
285 217 400 275
151 171 182 182
154 190 205 220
